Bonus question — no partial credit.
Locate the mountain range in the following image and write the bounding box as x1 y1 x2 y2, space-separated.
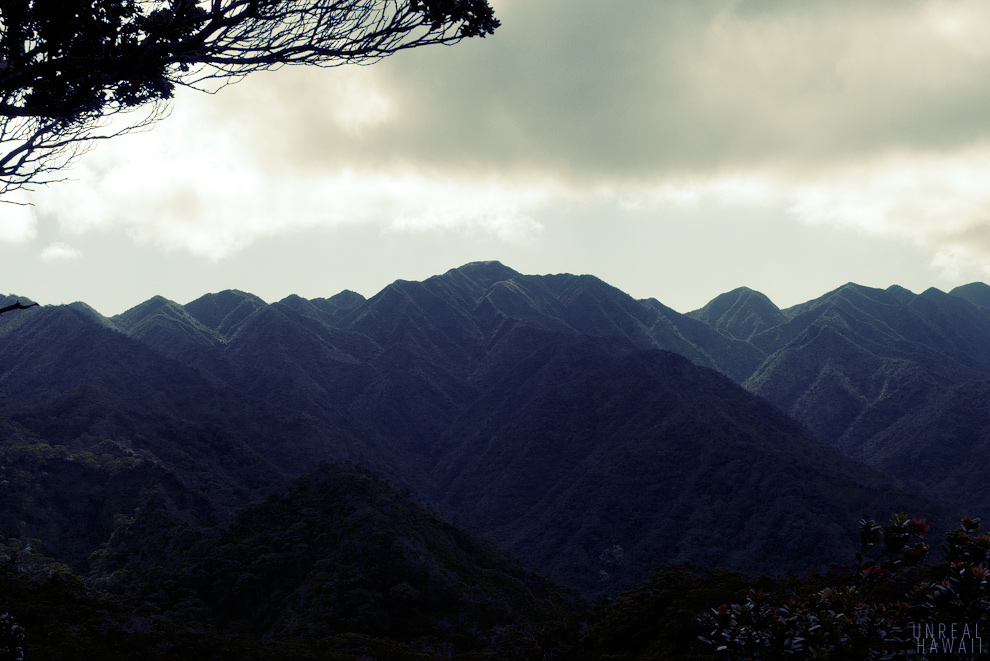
3 261 985 596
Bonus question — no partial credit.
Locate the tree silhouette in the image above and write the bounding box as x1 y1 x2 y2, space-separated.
0 301 37 315
0 0 498 196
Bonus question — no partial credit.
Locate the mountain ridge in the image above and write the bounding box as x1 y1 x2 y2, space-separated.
2 267 988 658
1 263 985 589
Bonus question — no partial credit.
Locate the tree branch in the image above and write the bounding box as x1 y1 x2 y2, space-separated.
0 0 498 195
0 301 39 315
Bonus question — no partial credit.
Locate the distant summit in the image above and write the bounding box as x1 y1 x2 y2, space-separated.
184 289 267 334
885 284 917 305
687 286 785 341
327 289 365 308
444 259 520 283
950 281 990 309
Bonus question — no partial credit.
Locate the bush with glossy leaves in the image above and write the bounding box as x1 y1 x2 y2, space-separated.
701 514 990 660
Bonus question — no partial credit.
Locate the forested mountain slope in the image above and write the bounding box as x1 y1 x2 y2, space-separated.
2 261 985 593
2 264 988 658
688 282 990 511
77 263 955 587
426 332 941 589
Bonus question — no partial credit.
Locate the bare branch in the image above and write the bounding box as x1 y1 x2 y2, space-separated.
0 301 38 315
0 0 498 195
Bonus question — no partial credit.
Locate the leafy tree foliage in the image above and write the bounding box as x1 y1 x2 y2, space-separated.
0 612 24 661
0 0 499 194
700 514 990 659
568 564 757 661
83 462 575 659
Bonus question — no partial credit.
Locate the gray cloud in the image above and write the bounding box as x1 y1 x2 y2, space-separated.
206 0 990 181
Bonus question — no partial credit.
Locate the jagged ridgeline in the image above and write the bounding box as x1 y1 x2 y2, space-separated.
0 264 987 655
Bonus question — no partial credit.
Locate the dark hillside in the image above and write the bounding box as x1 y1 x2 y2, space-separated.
677 279 990 519
111 295 223 364
90 462 571 660
852 377 990 513
743 284 985 436
94 265 964 588
431 331 946 590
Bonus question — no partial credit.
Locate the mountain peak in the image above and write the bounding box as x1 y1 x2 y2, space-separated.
440 261 520 290
918 286 949 300
950 282 990 309
451 260 518 277
184 290 267 333
112 295 185 331
328 289 365 308
885 284 916 304
833 282 884 299
186 289 265 307
782 282 897 318
65 301 113 321
688 286 783 341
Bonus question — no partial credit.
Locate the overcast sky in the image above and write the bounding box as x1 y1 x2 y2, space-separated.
2 0 990 315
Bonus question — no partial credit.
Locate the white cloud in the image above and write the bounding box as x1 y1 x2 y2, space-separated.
0 200 37 244
785 148 990 252
386 211 543 245
34 127 560 259
612 144 990 282
39 242 82 262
